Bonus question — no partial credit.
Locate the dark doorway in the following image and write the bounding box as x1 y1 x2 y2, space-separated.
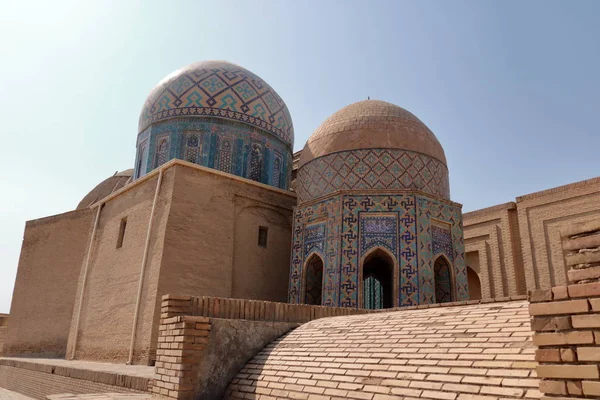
434 256 453 303
304 254 324 305
362 250 394 309
467 266 482 300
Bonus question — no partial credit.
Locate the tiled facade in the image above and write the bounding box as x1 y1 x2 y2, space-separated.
296 149 450 202
134 118 292 189
289 191 467 308
290 100 464 309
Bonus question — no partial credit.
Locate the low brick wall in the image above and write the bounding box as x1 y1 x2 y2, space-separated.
160 294 373 322
152 301 297 399
529 219 600 399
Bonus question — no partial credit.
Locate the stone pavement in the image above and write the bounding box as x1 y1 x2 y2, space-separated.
0 388 34 400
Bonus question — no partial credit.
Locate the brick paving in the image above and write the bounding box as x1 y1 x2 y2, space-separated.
47 394 150 400
0 358 155 380
0 388 34 400
225 300 539 400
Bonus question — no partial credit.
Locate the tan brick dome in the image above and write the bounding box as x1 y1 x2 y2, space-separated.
295 100 450 202
77 169 132 209
298 100 446 168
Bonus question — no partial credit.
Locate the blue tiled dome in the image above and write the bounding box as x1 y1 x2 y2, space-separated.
139 60 294 149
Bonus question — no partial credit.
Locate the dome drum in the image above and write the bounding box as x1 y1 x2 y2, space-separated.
134 117 292 189
296 100 450 202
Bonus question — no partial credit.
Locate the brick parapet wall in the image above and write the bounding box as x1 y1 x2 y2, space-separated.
529 218 600 399
160 294 528 323
151 315 210 399
159 294 373 323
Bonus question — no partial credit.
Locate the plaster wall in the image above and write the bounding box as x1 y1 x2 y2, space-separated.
158 163 296 303
195 319 295 399
516 176 600 291
3 209 94 358
66 170 174 364
463 202 525 299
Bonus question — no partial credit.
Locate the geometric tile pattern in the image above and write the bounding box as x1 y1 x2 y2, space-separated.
360 214 398 255
434 256 453 303
303 223 326 258
417 196 467 304
138 61 294 148
134 118 292 189
296 148 450 203
289 197 341 306
432 224 454 261
289 192 467 308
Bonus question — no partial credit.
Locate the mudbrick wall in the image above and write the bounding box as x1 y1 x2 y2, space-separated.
0 314 7 356
529 218 600 399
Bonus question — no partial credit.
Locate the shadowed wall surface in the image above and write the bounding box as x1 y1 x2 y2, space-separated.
4 209 94 358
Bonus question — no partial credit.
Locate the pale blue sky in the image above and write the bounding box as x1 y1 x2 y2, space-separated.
1 0 599 313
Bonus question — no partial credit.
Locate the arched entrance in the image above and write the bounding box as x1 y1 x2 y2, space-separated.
467 266 482 300
361 249 394 309
303 254 324 305
434 256 454 303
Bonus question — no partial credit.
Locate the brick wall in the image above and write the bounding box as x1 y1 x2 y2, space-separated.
152 294 376 399
529 218 600 399
151 315 210 398
518 177 600 293
464 202 526 300
160 294 373 322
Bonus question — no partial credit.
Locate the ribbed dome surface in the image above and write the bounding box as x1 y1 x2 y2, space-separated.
138 60 294 148
299 100 446 168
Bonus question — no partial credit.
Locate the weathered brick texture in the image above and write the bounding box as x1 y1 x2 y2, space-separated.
151 314 210 399
529 218 600 400
224 300 537 400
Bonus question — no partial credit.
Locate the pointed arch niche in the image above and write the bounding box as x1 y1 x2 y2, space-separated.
360 248 397 309
303 253 324 305
433 255 455 303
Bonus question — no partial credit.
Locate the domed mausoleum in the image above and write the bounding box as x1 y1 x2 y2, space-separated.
135 61 293 189
289 100 467 308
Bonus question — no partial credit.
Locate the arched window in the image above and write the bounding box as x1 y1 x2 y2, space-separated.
362 249 394 309
434 256 454 303
249 143 262 182
304 254 324 305
218 139 233 173
184 134 199 164
467 266 482 300
156 138 170 167
273 156 282 188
